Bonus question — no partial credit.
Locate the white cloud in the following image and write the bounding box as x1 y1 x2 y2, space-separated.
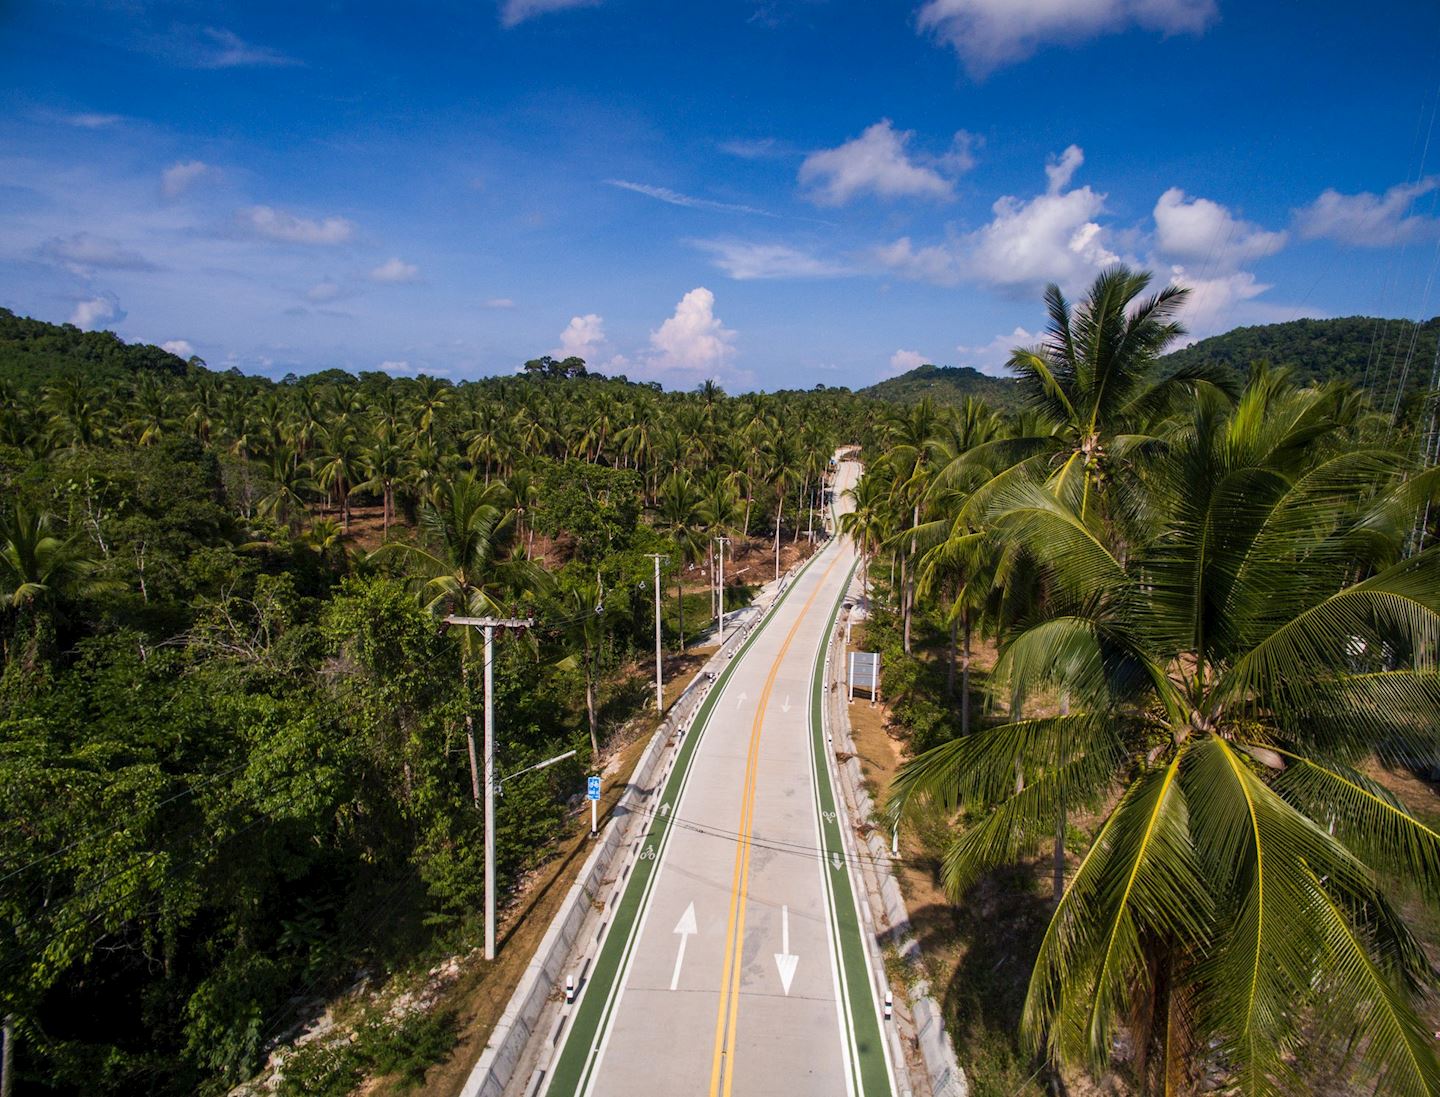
1153 187 1286 268
484 297 516 309
557 313 606 358
70 293 124 329
870 147 1132 295
65 112 122 128
377 359 415 373
39 232 155 274
243 205 355 245
306 281 343 302
1045 145 1085 193
648 287 737 375
695 239 851 280
957 326 1040 374
606 179 775 217
918 0 1217 78
965 153 1120 292
183 27 299 69
500 0 600 27
370 257 419 283
1295 178 1440 247
890 349 929 373
799 120 961 206
162 339 195 358
1167 266 1274 337
872 236 959 284
719 137 789 160
161 160 216 199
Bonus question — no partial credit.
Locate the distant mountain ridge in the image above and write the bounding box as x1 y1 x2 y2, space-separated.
0 307 192 387
859 363 1021 408
864 315 1440 411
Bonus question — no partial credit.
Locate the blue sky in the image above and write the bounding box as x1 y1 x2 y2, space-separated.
3 0 1439 391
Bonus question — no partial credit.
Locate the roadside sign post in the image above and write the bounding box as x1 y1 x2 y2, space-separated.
587 775 601 837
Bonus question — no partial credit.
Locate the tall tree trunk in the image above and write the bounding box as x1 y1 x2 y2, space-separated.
586 672 600 759
2 1015 14 1097
960 608 972 736
1054 692 1070 908
461 660 481 807
946 612 957 698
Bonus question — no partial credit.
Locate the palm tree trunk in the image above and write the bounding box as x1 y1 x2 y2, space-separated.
1054 692 1070 908
461 660 481 807
586 672 600 759
2 1014 14 1097
742 493 752 538
946 613 957 698
960 608 972 736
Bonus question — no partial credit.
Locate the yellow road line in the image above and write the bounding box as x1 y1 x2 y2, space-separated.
708 549 845 1097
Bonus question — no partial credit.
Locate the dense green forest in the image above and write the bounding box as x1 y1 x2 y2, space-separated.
1162 314 1440 401
860 363 1023 409
872 315 1440 421
847 271 1440 1096
0 329 869 1095
4 279 1440 1097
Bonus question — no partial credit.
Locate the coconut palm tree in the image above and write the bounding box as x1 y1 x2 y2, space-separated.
657 471 705 651
0 506 110 668
892 371 1440 1095
374 473 544 804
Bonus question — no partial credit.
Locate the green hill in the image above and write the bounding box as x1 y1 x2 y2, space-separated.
0 307 193 388
1161 315 1440 396
861 363 1021 409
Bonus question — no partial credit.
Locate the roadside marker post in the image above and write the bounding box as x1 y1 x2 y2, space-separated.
884 989 893 1022
587 775 601 837
565 974 576 1004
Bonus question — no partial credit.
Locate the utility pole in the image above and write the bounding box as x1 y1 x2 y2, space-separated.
715 536 730 642
445 614 533 962
644 553 668 712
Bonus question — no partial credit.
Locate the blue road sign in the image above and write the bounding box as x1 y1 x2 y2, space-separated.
587 775 601 801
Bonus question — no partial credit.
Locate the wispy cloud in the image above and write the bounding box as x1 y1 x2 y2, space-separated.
64 112 123 129
918 0 1217 78
693 239 851 280
242 206 355 245
1295 178 1440 248
606 179 776 218
370 257 420 283
500 0 601 28
39 233 157 274
161 160 217 199
151 26 301 69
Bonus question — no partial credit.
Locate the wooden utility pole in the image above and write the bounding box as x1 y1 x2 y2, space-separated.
644 554 668 712
445 615 533 961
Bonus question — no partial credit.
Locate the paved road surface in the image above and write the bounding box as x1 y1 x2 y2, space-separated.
542 458 892 1097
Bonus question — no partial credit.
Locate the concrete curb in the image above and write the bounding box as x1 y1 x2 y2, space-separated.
457 551 822 1097
826 576 968 1097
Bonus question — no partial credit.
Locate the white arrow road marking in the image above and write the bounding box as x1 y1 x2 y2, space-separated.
773 905 799 995
670 902 698 991
780 694 791 714
735 691 749 709
659 802 671 818
831 851 842 871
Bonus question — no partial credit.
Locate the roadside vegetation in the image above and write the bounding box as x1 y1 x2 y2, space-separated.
852 266 1440 1096
0 341 855 1096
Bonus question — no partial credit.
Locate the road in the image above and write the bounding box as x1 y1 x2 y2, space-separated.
542 458 892 1097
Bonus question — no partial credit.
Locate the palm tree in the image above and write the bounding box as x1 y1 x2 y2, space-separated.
765 435 802 580
657 471 705 651
697 469 740 626
313 425 364 532
892 371 1440 1095
355 429 411 538
0 506 109 668
374 473 543 805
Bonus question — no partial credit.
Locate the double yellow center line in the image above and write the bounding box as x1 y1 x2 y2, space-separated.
707 550 844 1097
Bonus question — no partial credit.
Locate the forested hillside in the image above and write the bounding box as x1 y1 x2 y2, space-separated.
0 307 194 386
861 363 1022 409
1161 314 1440 398
0 326 873 1095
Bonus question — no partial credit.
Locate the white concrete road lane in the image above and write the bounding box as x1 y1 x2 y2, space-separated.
542 459 893 1097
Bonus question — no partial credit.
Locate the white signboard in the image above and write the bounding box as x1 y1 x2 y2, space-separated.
848 651 880 701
